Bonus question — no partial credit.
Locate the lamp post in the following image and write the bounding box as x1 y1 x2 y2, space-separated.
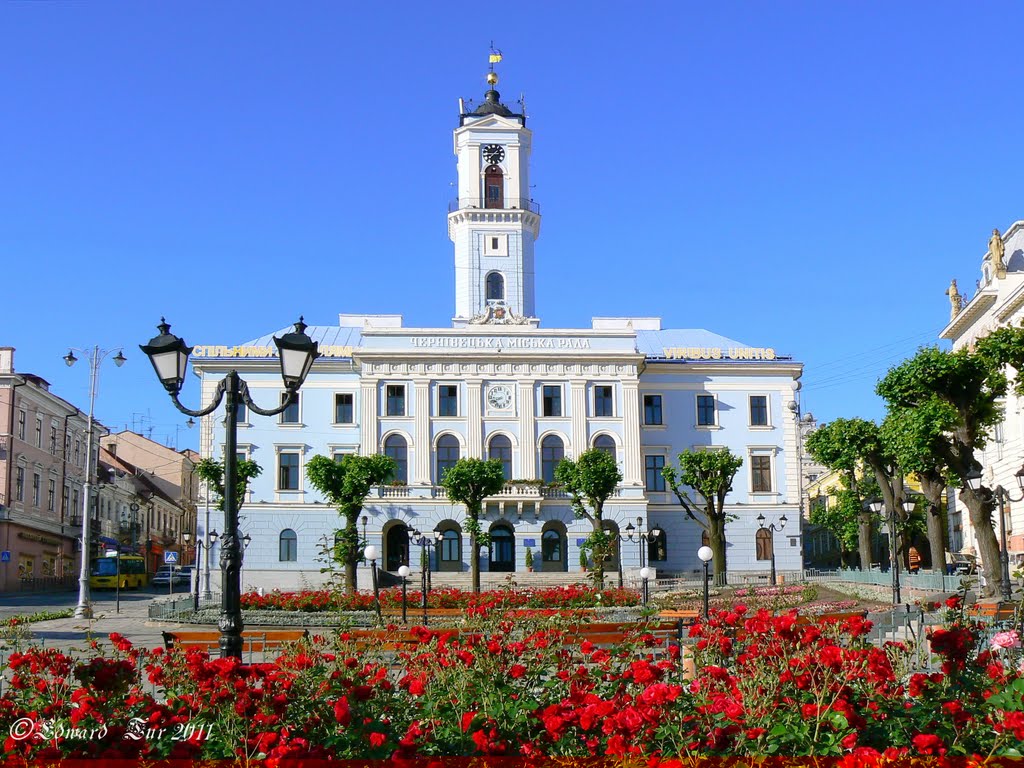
398 564 410 623
639 566 651 605
141 317 318 659
698 545 713 619
625 516 664 590
756 513 788 586
869 499 902 605
965 465 1024 603
364 545 381 622
64 345 126 619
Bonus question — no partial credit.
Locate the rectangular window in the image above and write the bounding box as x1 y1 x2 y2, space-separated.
236 402 248 424
279 393 300 424
62 484 69 514
643 394 663 425
32 473 41 506
333 450 349 463
594 385 614 417
751 455 773 493
334 393 354 424
277 452 300 491
17 410 25 440
49 425 57 454
72 489 79 516
696 395 716 426
386 385 406 416
35 418 43 448
645 455 666 492
491 237 499 250
749 395 769 426
74 440 81 466
438 385 459 417
47 479 55 512
542 385 562 417
15 467 24 502
64 433 70 459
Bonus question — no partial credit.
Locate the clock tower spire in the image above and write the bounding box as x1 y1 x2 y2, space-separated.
449 56 540 327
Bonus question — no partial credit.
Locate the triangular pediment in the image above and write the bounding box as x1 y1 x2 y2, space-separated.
456 113 527 132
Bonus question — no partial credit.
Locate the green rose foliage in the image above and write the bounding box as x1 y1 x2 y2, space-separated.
194 457 262 512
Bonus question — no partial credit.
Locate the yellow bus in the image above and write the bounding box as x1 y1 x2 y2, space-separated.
89 554 148 589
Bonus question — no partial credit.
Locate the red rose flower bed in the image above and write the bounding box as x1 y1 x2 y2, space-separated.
1 604 1023 761
240 584 641 613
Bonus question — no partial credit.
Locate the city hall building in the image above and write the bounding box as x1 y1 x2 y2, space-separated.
192 76 805 590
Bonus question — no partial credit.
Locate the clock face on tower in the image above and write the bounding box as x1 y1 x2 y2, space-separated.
487 384 513 410
482 144 505 165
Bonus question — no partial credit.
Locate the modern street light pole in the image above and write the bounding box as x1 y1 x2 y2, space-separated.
64 346 126 619
697 546 713 619
141 317 318 659
398 565 410 623
756 513 788 587
365 545 381 622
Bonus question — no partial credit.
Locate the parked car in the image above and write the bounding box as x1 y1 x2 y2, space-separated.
152 565 194 587
947 552 978 575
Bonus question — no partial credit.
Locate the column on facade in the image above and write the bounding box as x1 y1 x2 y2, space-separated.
414 379 431 484
466 379 483 459
570 379 587 458
621 379 643 485
359 381 378 455
518 380 536 479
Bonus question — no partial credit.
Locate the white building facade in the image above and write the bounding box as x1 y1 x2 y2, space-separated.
191 78 805 591
940 220 1024 563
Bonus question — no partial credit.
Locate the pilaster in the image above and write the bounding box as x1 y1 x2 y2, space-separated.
570 379 587 457
466 379 483 458
359 381 377 455
622 381 642 484
414 380 431 484
518 380 536 478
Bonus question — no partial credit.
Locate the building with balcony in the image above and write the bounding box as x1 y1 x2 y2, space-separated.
192 75 805 591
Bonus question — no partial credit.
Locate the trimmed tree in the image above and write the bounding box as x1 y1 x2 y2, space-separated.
555 449 623 591
662 448 742 586
805 419 895 570
306 453 396 593
440 457 507 593
808 488 863 568
876 331 1024 597
194 457 262 514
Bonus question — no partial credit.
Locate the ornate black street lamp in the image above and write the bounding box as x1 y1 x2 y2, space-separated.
624 516 664 592
141 317 319 659
756 513 788 586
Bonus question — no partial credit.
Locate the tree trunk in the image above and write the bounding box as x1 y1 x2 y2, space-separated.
919 474 947 572
960 486 1002 598
469 522 480 594
709 518 727 586
857 512 873 570
344 514 357 594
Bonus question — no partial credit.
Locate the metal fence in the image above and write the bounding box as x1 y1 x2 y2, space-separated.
804 567 970 594
148 592 222 621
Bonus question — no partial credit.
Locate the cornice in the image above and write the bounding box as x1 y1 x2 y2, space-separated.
940 291 998 341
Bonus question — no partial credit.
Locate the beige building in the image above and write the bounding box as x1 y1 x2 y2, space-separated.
100 431 199 571
0 347 103 592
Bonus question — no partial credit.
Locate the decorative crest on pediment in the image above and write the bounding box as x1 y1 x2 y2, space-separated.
469 301 532 325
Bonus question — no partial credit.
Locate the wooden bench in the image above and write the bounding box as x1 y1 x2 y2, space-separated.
162 629 310 658
967 603 1017 625
571 620 683 647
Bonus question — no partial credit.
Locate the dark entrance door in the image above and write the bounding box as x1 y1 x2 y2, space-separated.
541 528 567 572
489 525 515 571
385 524 409 571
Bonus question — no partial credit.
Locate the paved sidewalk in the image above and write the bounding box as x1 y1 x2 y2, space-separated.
17 599 184 655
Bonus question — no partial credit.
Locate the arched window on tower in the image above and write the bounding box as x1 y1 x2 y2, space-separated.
486 272 505 301
484 165 504 209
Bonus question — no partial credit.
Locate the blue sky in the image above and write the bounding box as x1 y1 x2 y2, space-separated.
3 1 1023 450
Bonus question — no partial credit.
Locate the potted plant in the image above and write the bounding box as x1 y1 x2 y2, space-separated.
579 549 589 572
525 547 534 572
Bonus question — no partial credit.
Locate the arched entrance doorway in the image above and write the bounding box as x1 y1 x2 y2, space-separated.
489 522 515 572
384 522 410 571
541 522 568 572
601 520 621 572
437 521 462 572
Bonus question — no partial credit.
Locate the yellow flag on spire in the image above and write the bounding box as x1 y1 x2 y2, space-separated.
489 50 502 64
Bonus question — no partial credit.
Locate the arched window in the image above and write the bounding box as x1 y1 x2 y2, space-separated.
541 435 564 483
488 434 512 480
384 435 408 484
701 529 710 548
484 164 504 208
601 520 621 571
755 528 773 561
542 529 562 563
385 522 410 571
489 523 515 571
648 528 667 562
436 434 460 482
486 272 505 301
593 434 616 459
441 529 461 563
279 529 297 562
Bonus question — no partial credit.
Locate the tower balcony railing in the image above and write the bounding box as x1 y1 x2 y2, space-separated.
448 198 540 215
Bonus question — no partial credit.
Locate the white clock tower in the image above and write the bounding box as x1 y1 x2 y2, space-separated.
449 71 541 326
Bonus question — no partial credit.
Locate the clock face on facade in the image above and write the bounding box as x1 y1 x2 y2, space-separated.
482 144 505 164
487 384 513 410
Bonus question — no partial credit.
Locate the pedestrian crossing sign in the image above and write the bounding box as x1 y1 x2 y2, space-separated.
164 551 179 564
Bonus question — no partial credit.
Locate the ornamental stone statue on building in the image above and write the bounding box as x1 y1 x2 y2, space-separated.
946 279 964 320
989 228 1007 279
